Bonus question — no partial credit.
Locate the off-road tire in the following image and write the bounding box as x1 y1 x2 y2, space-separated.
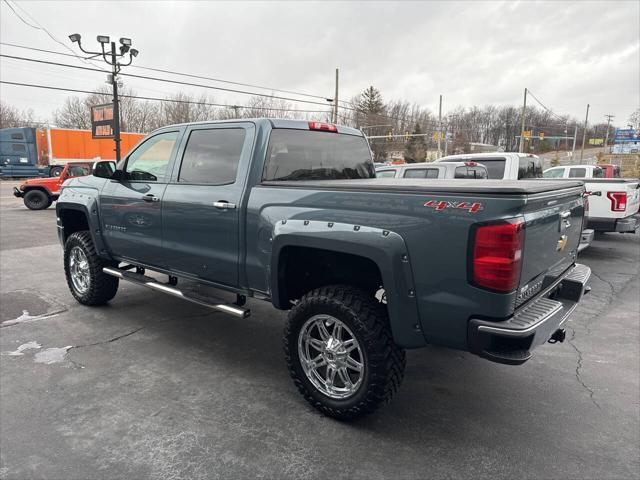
64 231 119 305
23 190 51 210
284 285 406 420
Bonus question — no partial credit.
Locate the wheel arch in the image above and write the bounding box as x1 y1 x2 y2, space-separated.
270 220 426 348
56 198 110 259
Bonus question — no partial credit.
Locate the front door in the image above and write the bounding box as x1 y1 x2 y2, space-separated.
100 130 181 268
161 123 253 287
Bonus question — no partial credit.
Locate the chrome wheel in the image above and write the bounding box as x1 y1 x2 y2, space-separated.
298 314 365 399
69 246 90 294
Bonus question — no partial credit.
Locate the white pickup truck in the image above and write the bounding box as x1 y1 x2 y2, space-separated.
436 153 599 249
543 165 640 233
375 161 488 179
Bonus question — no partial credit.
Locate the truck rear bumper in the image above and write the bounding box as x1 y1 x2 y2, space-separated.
13 187 23 198
468 263 591 365
587 214 640 233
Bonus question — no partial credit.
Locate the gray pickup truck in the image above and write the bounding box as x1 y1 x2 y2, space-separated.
56 119 591 419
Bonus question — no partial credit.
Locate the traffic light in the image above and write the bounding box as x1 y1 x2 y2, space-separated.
405 131 410 141
539 132 545 140
387 131 393 142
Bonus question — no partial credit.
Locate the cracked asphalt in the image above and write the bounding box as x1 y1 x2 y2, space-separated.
1 180 639 479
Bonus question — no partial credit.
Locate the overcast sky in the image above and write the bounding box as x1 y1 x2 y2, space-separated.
1 0 638 127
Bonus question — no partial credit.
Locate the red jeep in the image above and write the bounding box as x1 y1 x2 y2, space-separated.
13 162 93 210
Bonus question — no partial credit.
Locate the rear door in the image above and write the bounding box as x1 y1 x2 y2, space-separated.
161 122 255 287
100 129 181 267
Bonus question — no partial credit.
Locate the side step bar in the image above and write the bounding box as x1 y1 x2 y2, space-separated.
103 267 250 318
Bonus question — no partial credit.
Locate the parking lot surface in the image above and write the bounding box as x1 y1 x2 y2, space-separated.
1 180 638 479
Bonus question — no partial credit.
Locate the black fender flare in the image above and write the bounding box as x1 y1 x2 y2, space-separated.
270 219 426 348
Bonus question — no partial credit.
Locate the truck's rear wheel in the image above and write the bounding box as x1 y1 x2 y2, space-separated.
284 285 406 420
49 166 63 177
64 231 119 306
23 190 51 210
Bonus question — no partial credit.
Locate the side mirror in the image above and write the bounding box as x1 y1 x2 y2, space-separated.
93 160 117 179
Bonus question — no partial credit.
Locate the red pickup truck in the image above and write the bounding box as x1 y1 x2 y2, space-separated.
13 162 93 210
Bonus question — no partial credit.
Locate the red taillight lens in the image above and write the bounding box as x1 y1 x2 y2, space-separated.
472 220 524 292
308 121 337 132
607 191 627 212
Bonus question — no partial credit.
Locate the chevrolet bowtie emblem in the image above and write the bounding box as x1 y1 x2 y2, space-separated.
557 235 568 251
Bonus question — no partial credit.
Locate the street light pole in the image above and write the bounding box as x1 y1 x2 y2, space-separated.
580 103 590 162
68 33 138 163
604 114 614 154
519 88 527 153
109 42 122 162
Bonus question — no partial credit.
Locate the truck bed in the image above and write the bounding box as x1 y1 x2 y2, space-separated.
261 178 585 195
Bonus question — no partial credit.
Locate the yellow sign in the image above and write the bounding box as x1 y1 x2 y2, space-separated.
523 130 532 138
588 138 604 145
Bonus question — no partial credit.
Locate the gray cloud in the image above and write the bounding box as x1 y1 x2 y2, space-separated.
1 0 638 126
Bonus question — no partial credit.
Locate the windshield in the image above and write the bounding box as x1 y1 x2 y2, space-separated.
263 129 375 181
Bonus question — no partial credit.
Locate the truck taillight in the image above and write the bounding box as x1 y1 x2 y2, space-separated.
607 191 627 212
471 220 524 293
308 121 337 132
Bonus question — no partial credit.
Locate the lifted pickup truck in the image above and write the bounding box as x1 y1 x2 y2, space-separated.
56 119 591 419
13 161 93 210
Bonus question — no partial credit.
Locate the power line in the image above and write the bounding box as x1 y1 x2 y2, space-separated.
0 80 331 114
0 41 333 102
526 89 569 122
2 0 106 70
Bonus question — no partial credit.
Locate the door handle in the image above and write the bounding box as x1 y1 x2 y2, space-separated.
142 193 160 203
213 201 236 209
559 211 571 219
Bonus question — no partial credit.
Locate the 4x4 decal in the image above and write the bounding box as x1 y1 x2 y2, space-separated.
423 200 484 213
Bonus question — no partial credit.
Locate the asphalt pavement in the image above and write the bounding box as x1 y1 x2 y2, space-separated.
0 179 639 479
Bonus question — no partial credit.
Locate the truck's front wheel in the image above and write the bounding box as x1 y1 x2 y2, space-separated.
23 190 51 210
284 285 406 420
64 231 119 306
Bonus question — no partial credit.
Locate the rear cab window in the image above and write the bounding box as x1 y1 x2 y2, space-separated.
454 165 487 179
592 167 605 179
518 156 543 179
263 129 374 181
569 167 586 178
403 168 440 179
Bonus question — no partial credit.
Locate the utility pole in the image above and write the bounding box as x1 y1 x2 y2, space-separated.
604 114 614 154
580 103 590 162
519 88 527 153
232 105 240 118
437 94 442 158
571 124 578 159
332 68 339 124
69 33 138 162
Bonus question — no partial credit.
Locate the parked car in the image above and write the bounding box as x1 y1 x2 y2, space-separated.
543 164 620 179
543 165 639 233
376 161 488 179
56 119 591 419
13 162 93 210
436 152 595 250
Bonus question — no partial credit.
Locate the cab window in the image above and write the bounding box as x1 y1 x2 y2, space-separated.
126 131 179 182
403 168 439 179
67 165 91 177
569 167 587 178
543 168 565 178
178 128 246 184
592 167 605 178
376 169 396 178
454 166 487 179
518 156 543 179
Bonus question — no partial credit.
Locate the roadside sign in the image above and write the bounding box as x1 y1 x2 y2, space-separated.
523 130 532 138
90 103 115 139
588 138 604 145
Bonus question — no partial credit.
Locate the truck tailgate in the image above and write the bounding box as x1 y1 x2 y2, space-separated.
516 185 585 307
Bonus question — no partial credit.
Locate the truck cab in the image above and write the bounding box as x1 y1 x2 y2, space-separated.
0 127 39 178
376 161 488 179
